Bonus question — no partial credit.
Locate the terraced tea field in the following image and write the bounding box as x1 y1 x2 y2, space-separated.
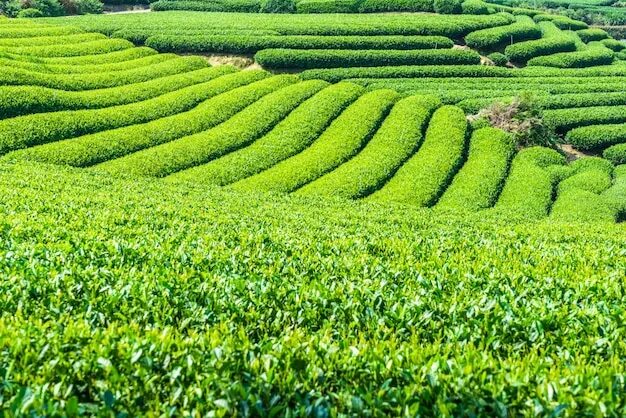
1 9 626 416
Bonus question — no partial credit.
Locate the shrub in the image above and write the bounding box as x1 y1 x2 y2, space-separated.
433 0 462 14
16 7 44 16
232 89 400 193
297 0 357 13
472 94 558 148
260 0 295 13
166 82 365 186
297 94 441 199
604 143 626 164
601 38 626 52
533 14 588 30
566 123 626 151
488 52 508 66
95 80 327 177
358 0 431 12
576 28 609 43
255 48 481 69
436 127 516 212
368 105 468 206
461 0 489 14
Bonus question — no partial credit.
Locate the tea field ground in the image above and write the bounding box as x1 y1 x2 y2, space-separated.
0 11 626 416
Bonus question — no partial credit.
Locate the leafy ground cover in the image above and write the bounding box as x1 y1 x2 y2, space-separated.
1 161 626 415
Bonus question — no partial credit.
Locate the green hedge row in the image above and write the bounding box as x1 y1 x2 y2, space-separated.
11 75 294 167
0 38 134 58
551 158 616 222
566 123 626 150
357 0 432 13
436 127 516 212
113 29 280 45
0 68 250 156
533 14 588 30
601 38 626 52
545 105 626 133
166 82 364 187
145 34 453 54
0 66 229 119
0 53 176 75
464 15 541 50
0 25 84 38
232 89 399 194
0 46 157 65
301 63 626 82
603 164 626 217
96 80 328 178
255 48 481 69
504 22 576 63
0 33 105 48
495 146 567 219
576 28 609 43
151 0 261 12
527 42 614 68
297 94 441 199
604 143 626 164
368 105 468 206
296 0 359 13
54 11 515 38
0 55 208 91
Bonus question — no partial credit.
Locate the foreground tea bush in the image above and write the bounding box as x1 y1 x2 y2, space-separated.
0 161 625 415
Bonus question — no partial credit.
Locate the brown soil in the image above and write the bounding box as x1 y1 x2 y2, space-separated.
559 144 596 162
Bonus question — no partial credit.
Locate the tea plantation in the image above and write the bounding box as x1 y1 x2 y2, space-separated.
1 7 626 416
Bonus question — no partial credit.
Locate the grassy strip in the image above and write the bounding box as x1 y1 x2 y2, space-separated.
436 127 516 212
296 95 441 199
165 82 364 186
0 66 236 155
368 105 468 206
94 80 327 178
255 48 481 70
9 75 293 167
146 34 453 54
0 67 228 119
494 147 567 219
0 55 208 91
232 89 399 193
0 26 84 38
